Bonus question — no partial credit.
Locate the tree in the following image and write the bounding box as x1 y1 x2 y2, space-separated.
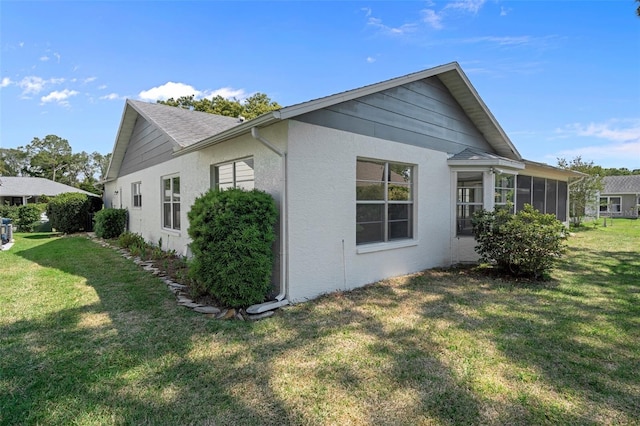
557 156 604 226
637 0 640 17
158 92 281 120
0 148 29 176
26 135 74 183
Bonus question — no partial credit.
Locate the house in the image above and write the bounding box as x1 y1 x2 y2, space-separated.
598 175 640 218
103 62 580 305
0 176 99 206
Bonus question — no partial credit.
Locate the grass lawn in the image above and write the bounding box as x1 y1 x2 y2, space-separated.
1 220 639 425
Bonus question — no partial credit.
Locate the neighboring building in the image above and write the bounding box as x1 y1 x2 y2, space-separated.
0 176 99 205
598 175 640 218
103 62 581 304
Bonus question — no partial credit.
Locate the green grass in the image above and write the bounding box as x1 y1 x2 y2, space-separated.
1 220 639 425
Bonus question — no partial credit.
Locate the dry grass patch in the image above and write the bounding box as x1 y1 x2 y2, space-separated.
1 221 639 425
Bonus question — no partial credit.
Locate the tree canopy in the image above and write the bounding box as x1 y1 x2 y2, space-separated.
157 92 281 120
0 135 111 194
557 156 604 225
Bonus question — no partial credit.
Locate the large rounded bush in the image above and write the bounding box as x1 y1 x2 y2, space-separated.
94 208 127 239
46 192 101 233
187 188 278 308
472 204 567 279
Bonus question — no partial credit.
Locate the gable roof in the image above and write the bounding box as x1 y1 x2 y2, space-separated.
180 62 521 160
105 100 240 181
602 175 640 194
105 62 532 181
0 176 99 197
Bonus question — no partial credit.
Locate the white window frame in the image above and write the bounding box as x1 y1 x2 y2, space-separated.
162 174 181 231
600 196 621 214
456 171 484 236
132 182 142 208
494 172 516 209
356 158 414 246
211 157 255 191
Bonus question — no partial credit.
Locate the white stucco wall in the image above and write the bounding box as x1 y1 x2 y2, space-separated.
285 120 452 302
104 122 288 257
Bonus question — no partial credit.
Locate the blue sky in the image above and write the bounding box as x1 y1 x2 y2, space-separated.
1 0 639 169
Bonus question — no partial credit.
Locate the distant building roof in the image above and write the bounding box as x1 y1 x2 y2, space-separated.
602 175 640 194
0 176 99 197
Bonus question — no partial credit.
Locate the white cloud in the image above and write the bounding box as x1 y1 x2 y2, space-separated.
551 141 640 168
138 82 202 101
54 52 61 62
83 76 97 84
421 9 444 29
100 93 122 101
445 0 487 14
366 56 376 63
98 84 107 90
361 7 372 17
551 119 640 167
138 82 248 102
500 6 510 16
0 77 11 88
208 87 247 99
40 89 79 105
18 76 46 95
367 16 418 36
558 119 640 142
17 76 65 96
464 35 534 46
40 55 50 62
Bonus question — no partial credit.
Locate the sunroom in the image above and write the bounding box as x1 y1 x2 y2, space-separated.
448 149 573 262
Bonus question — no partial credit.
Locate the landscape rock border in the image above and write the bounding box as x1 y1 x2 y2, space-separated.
88 234 275 321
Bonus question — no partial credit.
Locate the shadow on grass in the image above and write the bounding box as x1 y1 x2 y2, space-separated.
5 230 639 424
21 232 62 240
4 237 298 425
4 236 487 425
401 246 640 423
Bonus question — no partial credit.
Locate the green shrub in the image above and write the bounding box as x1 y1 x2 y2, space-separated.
117 231 146 251
46 193 99 233
472 204 567 279
16 204 42 232
0 204 19 222
94 208 127 239
187 188 278 308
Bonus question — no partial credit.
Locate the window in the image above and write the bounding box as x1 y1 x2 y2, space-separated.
600 196 621 214
457 172 483 236
162 175 180 230
494 173 515 208
356 159 413 245
212 158 254 190
132 182 142 208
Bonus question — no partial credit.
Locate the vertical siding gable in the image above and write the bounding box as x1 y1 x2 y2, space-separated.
118 116 176 177
294 76 494 154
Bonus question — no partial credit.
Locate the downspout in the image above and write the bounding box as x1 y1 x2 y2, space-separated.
246 127 289 314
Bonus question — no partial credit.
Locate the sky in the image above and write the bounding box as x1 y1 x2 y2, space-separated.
1 0 639 169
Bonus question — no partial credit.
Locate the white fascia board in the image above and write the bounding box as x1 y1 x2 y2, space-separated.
277 63 460 120
522 160 586 178
447 158 525 169
104 101 137 180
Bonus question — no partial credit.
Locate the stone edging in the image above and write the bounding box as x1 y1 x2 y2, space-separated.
89 235 275 321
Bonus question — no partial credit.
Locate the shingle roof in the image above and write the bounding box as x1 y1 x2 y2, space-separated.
0 177 99 197
602 175 640 194
128 100 240 148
